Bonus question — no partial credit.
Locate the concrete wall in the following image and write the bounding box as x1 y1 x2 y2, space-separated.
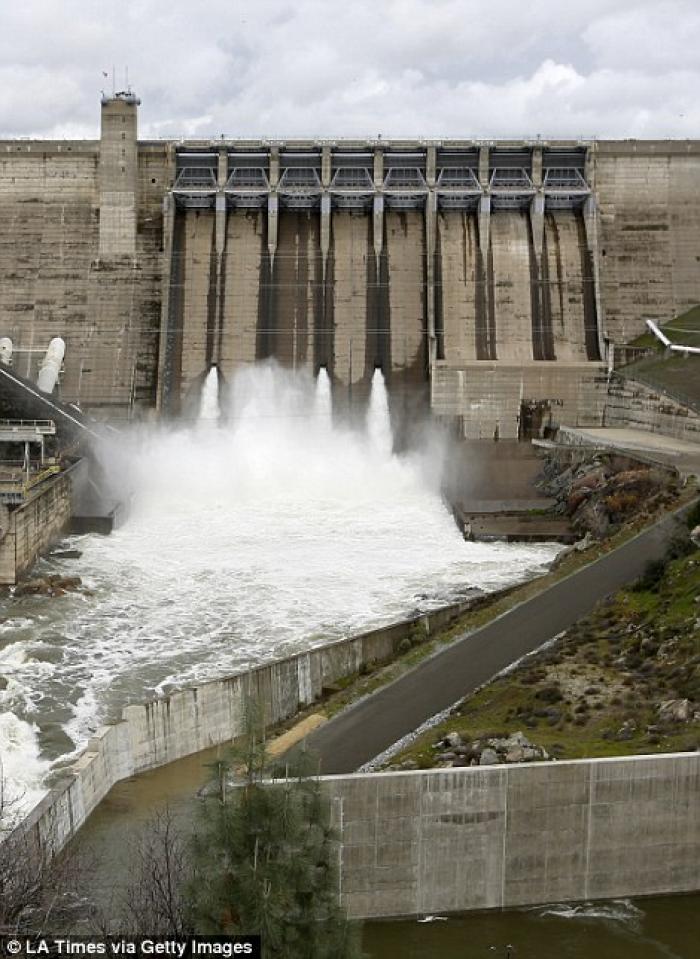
594 141 700 343
14 597 476 853
0 472 72 584
326 753 700 918
432 362 609 440
0 124 169 418
604 374 700 444
3 121 700 427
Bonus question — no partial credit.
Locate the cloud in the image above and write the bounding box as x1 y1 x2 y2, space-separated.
0 0 697 139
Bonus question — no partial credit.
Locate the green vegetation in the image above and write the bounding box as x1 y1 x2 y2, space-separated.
625 305 700 408
190 706 361 958
384 516 700 770
309 481 696 724
630 304 700 350
106 705 361 953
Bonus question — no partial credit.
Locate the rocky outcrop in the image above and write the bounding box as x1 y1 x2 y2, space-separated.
658 699 695 723
431 730 550 768
538 453 676 539
13 574 83 598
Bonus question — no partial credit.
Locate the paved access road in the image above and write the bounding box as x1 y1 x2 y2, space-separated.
302 505 692 774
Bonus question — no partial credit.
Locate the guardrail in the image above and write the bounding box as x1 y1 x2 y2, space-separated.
0 464 61 503
613 367 700 414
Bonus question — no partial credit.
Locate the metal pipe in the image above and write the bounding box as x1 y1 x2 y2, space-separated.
37 337 65 394
645 319 672 348
0 337 12 366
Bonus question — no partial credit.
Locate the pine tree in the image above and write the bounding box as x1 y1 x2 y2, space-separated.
190 702 362 958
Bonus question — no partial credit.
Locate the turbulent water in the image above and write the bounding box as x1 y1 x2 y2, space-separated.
0 364 559 812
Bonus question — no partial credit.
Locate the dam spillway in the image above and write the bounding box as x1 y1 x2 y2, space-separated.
0 365 559 811
4 93 700 439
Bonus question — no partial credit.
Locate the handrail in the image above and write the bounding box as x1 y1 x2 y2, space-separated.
614 367 700 414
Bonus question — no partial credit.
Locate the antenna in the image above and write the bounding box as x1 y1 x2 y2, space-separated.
112 65 115 97
125 65 130 92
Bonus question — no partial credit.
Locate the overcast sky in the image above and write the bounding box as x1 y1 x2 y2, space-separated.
0 0 698 140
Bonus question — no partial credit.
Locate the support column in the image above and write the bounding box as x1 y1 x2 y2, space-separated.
478 145 490 190
320 144 332 279
478 195 491 259
321 145 332 189
425 146 438 367
373 146 384 189
156 192 175 412
267 147 279 267
217 147 228 188
320 194 331 280
212 193 227 367
584 193 606 359
531 145 543 188
267 195 279 267
373 146 385 266
425 189 437 368
529 192 545 262
426 145 437 189
215 192 227 257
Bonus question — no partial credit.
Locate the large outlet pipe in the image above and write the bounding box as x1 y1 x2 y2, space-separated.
37 337 65 394
0 337 12 366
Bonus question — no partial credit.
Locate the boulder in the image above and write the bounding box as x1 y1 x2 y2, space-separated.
658 699 693 723
443 731 464 749
506 731 532 748
479 748 500 766
573 499 611 539
567 490 590 514
571 467 608 493
690 525 700 548
14 574 82 598
615 719 637 741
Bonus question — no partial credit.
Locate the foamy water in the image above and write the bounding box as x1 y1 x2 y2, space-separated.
0 364 559 812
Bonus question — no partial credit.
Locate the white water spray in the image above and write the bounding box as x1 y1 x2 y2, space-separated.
0 362 559 812
314 367 332 432
367 368 392 457
198 367 220 422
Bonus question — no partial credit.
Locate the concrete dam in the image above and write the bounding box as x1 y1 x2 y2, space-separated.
2 92 700 438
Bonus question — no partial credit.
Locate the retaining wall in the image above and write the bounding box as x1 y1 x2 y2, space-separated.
431 362 609 440
0 473 72 585
605 374 700 444
325 753 700 918
15 595 478 851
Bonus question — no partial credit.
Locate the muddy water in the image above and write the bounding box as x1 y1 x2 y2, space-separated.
74 752 698 958
363 895 700 958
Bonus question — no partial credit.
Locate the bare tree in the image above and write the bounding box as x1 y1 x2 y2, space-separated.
94 806 194 937
0 763 88 937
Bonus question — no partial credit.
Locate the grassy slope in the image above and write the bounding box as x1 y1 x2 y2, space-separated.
383 531 700 769
626 305 700 408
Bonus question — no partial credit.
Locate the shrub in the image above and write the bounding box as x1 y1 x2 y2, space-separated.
632 558 667 593
535 684 564 704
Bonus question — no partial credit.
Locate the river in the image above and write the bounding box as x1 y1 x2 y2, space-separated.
0 364 558 813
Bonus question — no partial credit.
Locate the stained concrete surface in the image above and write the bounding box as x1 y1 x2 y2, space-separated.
326 753 700 918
